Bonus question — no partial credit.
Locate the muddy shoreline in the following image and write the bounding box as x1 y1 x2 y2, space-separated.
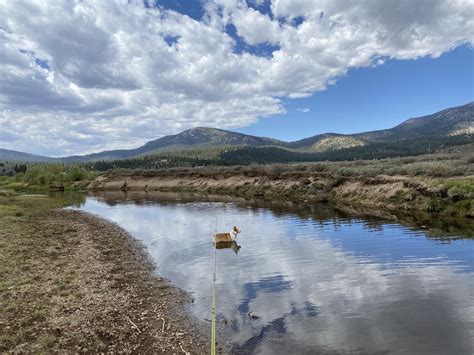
0 207 209 353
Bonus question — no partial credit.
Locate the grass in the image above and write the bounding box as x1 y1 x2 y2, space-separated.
0 164 99 192
108 149 473 179
0 191 86 352
95 150 473 218
443 178 474 197
0 189 208 353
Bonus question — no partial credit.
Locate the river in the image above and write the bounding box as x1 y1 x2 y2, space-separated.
71 191 474 354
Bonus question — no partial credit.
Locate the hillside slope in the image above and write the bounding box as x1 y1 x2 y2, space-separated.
291 102 474 151
1 102 472 162
137 127 285 153
0 149 54 162
355 101 474 141
61 127 287 162
67 102 474 161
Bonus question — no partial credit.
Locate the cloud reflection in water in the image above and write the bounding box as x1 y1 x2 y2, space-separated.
74 194 474 354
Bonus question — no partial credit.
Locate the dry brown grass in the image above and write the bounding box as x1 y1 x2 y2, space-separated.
108 149 473 179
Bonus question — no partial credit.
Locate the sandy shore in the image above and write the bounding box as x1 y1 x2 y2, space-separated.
0 207 209 353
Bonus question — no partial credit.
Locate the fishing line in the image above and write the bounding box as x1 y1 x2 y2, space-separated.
210 242 217 355
211 217 218 354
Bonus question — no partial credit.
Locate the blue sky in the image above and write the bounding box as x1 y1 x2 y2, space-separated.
151 0 205 20
238 44 474 141
1 0 473 155
152 0 474 141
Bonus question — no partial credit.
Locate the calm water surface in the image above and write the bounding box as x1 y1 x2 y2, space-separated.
73 192 474 354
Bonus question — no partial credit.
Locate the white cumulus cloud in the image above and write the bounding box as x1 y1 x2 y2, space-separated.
0 0 472 156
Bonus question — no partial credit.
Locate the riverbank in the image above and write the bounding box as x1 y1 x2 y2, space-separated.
0 192 208 353
87 166 474 220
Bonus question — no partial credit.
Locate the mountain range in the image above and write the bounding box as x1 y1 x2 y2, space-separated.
1 101 473 163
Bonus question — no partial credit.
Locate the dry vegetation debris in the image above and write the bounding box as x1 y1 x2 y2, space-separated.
0 196 208 353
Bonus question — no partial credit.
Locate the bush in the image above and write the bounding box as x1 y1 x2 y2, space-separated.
38 175 47 185
0 163 98 189
427 196 443 212
67 167 86 182
14 173 24 182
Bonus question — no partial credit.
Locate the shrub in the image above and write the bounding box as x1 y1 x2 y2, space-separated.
67 167 86 182
308 164 328 172
38 175 47 185
427 196 443 212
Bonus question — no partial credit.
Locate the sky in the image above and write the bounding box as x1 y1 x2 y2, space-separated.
0 0 473 156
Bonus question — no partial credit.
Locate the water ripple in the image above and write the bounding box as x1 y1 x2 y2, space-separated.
74 193 474 354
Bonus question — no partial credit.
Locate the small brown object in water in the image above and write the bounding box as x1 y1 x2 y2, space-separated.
213 226 241 243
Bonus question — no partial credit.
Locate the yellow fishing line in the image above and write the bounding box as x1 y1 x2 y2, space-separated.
211 245 217 355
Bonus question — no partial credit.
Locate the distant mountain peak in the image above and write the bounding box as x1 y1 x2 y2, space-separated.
1 101 472 162
181 126 219 133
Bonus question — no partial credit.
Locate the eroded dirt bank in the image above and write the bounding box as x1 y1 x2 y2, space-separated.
0 207 208 353
88 169 473 219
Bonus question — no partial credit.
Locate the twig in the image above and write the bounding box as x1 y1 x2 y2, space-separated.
180 344 190 355
161 317 166 332
126 316 142 334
